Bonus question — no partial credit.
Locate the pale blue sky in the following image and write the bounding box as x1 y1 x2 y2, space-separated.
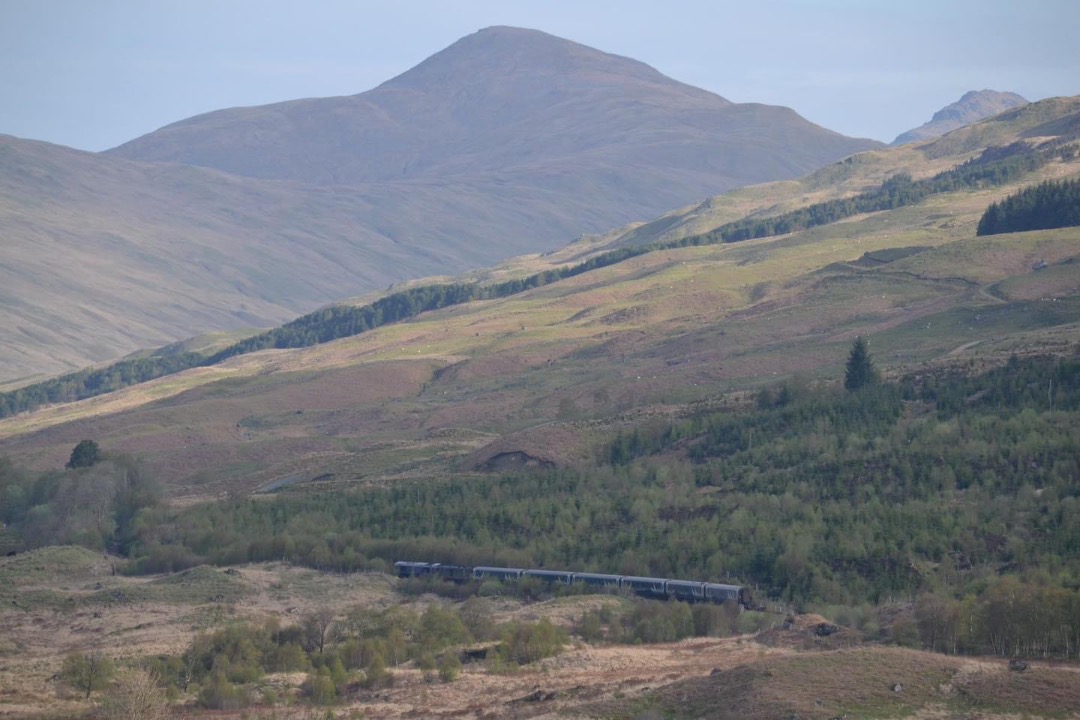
1 0 1077 151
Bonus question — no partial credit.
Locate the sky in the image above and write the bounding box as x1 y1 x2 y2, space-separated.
1 0 1078 152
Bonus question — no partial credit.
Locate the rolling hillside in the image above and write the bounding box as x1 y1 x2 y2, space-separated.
1 97 1078 497
1 27 880 385
0 133 643 385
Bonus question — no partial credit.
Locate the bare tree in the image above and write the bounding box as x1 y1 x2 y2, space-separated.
301 607 338 654
100 668 167 720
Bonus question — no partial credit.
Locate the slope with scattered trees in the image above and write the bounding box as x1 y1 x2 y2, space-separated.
0 140 1066 419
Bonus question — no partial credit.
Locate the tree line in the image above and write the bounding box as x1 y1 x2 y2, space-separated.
908 577 1080 658
6 354 1076 594
692 141 1050 244
977 177 1080 236
0 352 203 419
0 452 163 555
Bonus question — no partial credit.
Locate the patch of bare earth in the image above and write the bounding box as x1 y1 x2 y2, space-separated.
337 635 790 720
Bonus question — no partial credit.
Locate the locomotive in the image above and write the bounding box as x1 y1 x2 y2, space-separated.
395 561 753 608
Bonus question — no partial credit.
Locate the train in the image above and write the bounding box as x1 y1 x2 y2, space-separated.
395 561 753 608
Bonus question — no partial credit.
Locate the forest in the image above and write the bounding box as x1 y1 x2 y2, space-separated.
4 352 1079 659
977 177 1080 235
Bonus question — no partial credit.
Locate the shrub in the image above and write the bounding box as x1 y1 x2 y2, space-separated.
497 619 567 665
306 667 337 706
197 671 247 710
437 652 461 683
361 653 392 689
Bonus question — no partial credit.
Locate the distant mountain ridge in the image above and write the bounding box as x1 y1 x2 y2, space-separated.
2 26 881 384
892 89 1028 145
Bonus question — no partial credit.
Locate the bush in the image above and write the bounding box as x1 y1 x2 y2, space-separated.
736 611 775 634
197 671 247 710
578 610 605 643
417 651 437 682
361 653 392 689
437 652 461 683
458 596 496 641
890 613 920 648
67 440 101 469
305 667 337 706
619 601 694 644
497 619 567 665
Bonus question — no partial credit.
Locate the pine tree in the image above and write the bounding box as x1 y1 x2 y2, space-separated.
844 336 878 391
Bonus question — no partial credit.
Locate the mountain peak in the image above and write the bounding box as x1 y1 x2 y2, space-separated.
379 25 723 102
892 89 1028 145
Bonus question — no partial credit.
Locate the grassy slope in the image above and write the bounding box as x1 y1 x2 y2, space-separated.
1 103 1079 496
0 133 715 384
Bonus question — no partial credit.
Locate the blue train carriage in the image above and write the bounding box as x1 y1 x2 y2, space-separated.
395 561 433 578
472 566 525 582
431 563 473 582
620 575 668 599
572 572 622 588
704 582 754 609
395 561 473 582
666 579 707 603
523 569 575 584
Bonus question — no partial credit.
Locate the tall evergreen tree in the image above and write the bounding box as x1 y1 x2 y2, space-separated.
844 336 878 391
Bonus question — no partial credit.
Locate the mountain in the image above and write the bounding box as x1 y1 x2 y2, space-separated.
1 27 881 385
108 26 880 190
891 89 1028 145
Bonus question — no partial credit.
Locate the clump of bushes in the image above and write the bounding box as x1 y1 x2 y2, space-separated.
576 599 751 645
150 598 571 707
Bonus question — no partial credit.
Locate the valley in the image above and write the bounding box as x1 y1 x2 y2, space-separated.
0 29 1079 719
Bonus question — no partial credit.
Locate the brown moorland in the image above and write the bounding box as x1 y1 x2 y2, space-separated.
2 547 1078 720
